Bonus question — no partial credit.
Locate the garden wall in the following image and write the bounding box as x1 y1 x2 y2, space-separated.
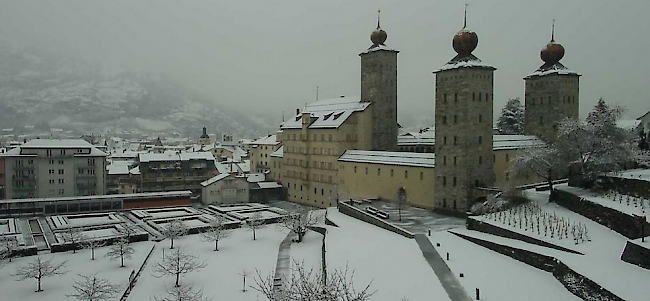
599 176 650 199
451 232 623 301
551 189 649 239
466 218 582 254
620 240 650 270
337 202 414 239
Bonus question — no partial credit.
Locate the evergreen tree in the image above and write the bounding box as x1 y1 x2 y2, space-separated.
497 98 525 134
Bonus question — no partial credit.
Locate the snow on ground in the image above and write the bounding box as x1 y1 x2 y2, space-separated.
128 226 289 301
289 229 323 275
429 231 582 301
615 168 650 182
0 241 154 301
477 189 650 301
325 209 452 301
557 184 649 217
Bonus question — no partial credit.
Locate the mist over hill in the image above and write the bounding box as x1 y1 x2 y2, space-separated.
0 44 269 139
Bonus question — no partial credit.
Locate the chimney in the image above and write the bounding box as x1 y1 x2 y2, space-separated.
296 108 300 115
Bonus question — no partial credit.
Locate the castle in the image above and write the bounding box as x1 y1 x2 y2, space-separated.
273 11 579 213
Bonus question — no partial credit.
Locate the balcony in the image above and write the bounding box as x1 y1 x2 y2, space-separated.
12 174 36 181
13 185 36 192
12 164 35 171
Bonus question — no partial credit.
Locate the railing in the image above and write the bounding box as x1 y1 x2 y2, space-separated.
120 245 156 301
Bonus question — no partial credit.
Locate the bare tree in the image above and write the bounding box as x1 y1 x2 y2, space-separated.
105 237 135 267
12 256 68 292
153 283 210 301
253 260 374 301
152 248 207 287
200 216 231 251
0 237 19 263
278 208 319 243
238 269 249 292
66 273 121 301
114 223 138 241
246 212 266 241
161 219 188 249
61 227 85 254
81 237 106 261
510 145 566 193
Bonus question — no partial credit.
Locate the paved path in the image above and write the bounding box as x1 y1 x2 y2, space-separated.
414 234 473 301
274 231 295 289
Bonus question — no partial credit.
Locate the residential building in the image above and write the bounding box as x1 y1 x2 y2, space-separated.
1 139 107 199
638 110 650 143
269 146 284 182
138 152 216 195
249 134 281 173
200 173 249 205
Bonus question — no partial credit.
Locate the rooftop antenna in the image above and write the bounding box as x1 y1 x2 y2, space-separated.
377 9 381 29
551 19 556 42
463 4 468 29
316 86 319 101
282 111 285 123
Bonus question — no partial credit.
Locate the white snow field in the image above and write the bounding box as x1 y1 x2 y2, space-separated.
325 209 452 301
0 241 155 301
429 230 581 301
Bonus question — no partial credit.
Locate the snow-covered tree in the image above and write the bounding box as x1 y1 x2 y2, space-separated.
0 237 19 263
61 227 85 254
105 238 135 267
556 99 639 182
497 98 525 135
152 248 207 287
81 238 106 260
12 256 68 292
161 219 188 249
246 212 266 241
200 216 231 251
66 273 121 301
253 260 374 301
278 208 319 243
510 145 566 193
153 284 209 301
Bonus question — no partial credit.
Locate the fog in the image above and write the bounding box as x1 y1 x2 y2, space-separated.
1 0 648 127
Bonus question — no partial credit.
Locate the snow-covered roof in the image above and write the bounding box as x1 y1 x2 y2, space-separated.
524 62 580 79
338 150 435 168
107 161 131 175
637 110 650 121
247 173 266 183
281 96 370 130
251 134 278 146
270 145 284 158
21 139 94 148
616 120 641 130
180 152 215 161
492 135 545 150
434 54 496 73
129 166 141 175
359 44 398 55
201 173 231 187
398 129 435 146
138 153 179 163
257 182 282 189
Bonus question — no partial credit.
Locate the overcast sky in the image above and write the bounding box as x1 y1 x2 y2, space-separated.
1 0 648 127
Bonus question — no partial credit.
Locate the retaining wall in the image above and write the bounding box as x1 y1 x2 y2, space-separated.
337 202 414 239
551 189 650 239
620 240 650 270
599 176 650 199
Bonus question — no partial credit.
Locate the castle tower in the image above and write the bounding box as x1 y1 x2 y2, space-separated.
359 10 399 151
524 21 580 142
433 8 495 212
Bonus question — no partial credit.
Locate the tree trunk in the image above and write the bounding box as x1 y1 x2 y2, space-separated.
297 230 304 243
175 272 180 287
37 277 42 292
91 247 95 260
215 239 218 251
170 237 174 249
399 207 402 221
253 228 256 240
121 254 124 267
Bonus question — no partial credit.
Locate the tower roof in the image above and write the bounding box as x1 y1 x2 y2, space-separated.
434 5 494 72
525 20 580 79
361 10 398 54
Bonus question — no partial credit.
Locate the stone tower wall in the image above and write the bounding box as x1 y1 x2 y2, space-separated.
434 67 495 212
360 50 398 151
524 74 580 142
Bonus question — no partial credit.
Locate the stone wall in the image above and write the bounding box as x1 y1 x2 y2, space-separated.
551 189 650 239
620 240 650 270
50 232 149 253
599 176 650 199
337 201 414 239
466 218 582 254
452 231 623 301
524 73 580 142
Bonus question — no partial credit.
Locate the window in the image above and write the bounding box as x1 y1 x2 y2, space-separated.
453 177 457 187
405 171 408 179
49 160 54 164
454 115 458 124
479 156 483 164
377 168 381 176
472 92 475 101
540 116 544 125
60 150 65 155
314 188 317 194
420 172 424 180
443 177 446 186
505 154 509 162
49 169 55 174
442 116 447 125
444 136 447 145
46 150 52 157
321 134 325 141
443 93 447 103
59 189 64 194
354 166 357 173
443 156 447 166
49 179 55 184
390 169 394 177
328 134 332 141
454 157 457 166
479 114 482 123
58 160 64 164
479 93 482 101
454 94 458 102
59 179 64 184
454 136 458 145
478 136 482 144
365 167 368 175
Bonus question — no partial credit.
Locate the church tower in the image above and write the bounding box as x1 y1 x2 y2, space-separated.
434 8 495 213
524 21 580 142
200 126 211 147
360 10 399 151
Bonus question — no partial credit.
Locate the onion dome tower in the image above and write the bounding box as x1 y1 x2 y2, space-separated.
360 10 399 151
524 20 581 142
433 5 495 213
200 126 210 146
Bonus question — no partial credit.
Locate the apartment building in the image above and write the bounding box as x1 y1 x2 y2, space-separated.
1 139 107 199
137 152 216 194
249 134 281 173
